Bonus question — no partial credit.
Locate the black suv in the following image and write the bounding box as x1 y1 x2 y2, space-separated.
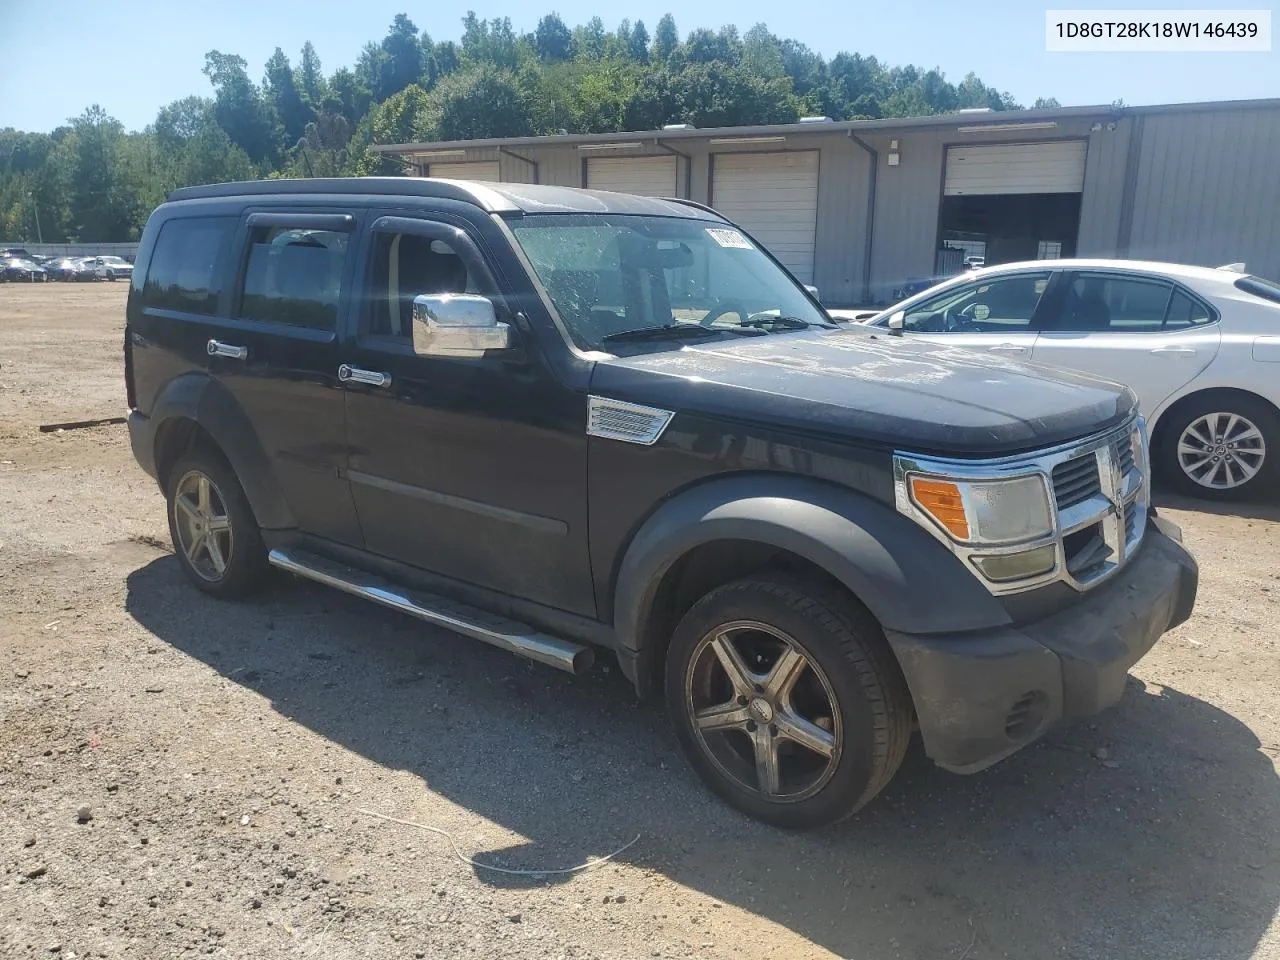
125 178 1198 828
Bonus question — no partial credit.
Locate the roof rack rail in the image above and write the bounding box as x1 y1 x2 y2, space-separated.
657 196 722 217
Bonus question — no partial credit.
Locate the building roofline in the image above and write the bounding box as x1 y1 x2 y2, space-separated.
371 96 1280 155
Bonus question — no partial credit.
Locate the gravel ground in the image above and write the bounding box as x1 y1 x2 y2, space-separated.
2 282 1279 960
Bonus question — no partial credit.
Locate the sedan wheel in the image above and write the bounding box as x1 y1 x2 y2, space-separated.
1177 412 1266 491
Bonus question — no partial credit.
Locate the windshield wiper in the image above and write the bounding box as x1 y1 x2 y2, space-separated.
601 323 759 344
738 315 833 330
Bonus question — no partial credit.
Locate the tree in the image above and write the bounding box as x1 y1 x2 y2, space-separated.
203 50 277 163
461 13 519 71
628 21 650 62
535 13 575 62
652 14 679 61
742 25 784 78
297 42 326 105
327 67 372 127
264 48 313 146
433 65 533 140
573 17 607 60
379 14 426 99
67 106 137 241
1034 96 1062 109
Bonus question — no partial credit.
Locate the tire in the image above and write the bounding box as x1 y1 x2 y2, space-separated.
664 576 913 829
165 446 269 598
1156 393 1279 500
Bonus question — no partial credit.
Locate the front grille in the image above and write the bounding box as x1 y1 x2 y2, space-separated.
1113 432 1135 476
1063 522 1111 578
1124 500 1138 541
1052 454 1101 510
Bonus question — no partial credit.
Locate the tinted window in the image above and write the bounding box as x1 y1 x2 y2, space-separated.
899 273 1051 333
142 217 235 315
1236 275 1280 304
1164 290 1213 328
364 232 478 338
1058 274 1172 332
239 226 349 331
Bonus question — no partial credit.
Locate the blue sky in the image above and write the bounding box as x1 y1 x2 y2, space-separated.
1 0 1275 132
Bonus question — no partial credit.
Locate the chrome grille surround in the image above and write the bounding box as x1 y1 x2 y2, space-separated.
893 416 1149 597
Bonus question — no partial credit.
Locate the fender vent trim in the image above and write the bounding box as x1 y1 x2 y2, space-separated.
587 397 674 445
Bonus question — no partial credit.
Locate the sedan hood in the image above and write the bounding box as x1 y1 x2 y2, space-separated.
590 327 1137 456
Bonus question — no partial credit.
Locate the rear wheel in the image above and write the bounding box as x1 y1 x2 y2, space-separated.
1158 394 1279 500
665 577 913 829
166 448 268 598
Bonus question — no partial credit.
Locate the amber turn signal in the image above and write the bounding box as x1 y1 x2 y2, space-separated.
910 477 970 541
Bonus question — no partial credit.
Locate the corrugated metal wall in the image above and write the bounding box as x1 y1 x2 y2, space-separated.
1124 105 1280 280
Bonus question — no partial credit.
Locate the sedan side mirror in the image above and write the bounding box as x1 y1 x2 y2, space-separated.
887 310 905 336
412 294 512 358
804 284 821 303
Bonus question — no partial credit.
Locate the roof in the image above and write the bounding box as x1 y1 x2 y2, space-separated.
967 258 1249 285
372 96 1280 156
164 177 724 220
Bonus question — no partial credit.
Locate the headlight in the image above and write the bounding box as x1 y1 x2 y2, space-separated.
906 473 1052 545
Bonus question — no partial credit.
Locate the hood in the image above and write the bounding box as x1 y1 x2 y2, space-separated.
590 327 1137 456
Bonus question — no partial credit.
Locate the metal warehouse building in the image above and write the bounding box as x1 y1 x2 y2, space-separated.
374 97 1280 307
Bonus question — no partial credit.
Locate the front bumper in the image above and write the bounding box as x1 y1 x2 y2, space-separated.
885 516 1198 773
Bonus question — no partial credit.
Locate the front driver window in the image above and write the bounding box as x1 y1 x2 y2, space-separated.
901 272 1052 333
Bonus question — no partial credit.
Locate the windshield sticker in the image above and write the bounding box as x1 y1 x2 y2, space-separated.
706 228 753 249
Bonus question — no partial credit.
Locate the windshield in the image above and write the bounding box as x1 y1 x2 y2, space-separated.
508 214 828 352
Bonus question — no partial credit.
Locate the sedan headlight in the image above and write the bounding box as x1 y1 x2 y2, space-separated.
905 473 1053 545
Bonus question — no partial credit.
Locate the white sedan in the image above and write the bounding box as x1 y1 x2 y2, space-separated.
864 259 1280 499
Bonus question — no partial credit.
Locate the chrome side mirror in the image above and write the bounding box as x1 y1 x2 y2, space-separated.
804 284 821 303
887 310 905 336
411 294 511 358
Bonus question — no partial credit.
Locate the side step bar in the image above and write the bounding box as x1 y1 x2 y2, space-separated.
267 548 594 675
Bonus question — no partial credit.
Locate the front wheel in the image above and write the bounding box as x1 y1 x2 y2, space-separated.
1158 395 1279 500
665 577 913 829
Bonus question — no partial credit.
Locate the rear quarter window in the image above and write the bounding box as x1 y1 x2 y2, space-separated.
141 217 237 315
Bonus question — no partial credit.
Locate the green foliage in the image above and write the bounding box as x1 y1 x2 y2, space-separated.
0 11 1039 242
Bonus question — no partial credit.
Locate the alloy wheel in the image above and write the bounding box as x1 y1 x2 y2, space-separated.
172 469 235 582
1177 412 1266 490
685 620 842 802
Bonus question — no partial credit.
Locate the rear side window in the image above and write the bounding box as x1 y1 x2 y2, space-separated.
1056 273 1215 332
142 217 236 315
1236 275 1280 304
238 226 349 331
1164 290 1213 328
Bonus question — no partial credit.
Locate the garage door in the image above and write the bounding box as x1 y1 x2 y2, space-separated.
944 141 1087 196
711 151 819 282
428 160 500 182
586 156 678 197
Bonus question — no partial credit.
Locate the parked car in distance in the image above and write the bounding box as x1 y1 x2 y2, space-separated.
867 259 1280 499
45 257 93 281
1 257 49 281
964 256 986 270
81 255 134 280
125 178 1198 828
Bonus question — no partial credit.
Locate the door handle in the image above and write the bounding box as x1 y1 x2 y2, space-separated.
1150 346 1196 356
989 343 1026 354
207 339 248 360
338 364 392 388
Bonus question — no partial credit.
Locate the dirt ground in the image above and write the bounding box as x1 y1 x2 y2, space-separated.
2 281 1278 960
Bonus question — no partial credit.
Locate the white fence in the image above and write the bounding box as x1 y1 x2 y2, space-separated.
3 242 139 260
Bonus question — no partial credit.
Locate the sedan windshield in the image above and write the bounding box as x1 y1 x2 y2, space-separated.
508 214 829 352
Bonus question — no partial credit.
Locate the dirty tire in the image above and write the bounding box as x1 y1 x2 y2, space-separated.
1156 393 1280 501
665 576 913 829
165 446 268 599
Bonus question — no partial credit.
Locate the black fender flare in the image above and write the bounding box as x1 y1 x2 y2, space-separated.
147 373 295 530
612 474 1012 685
